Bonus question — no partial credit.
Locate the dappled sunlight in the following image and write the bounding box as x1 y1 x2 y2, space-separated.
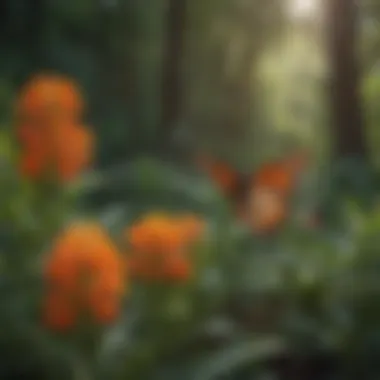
288 0 320 19
256 15 327 161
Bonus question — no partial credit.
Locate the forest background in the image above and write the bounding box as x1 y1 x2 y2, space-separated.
1 0 380 379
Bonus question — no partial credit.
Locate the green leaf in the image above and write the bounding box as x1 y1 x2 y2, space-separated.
189 337 286 380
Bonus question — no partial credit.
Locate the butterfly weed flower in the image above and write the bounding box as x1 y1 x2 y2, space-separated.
18 123 94 182
14 74 94 183
43 222 126 331
15 73 84 124
125 213 205 283
49 122 94 182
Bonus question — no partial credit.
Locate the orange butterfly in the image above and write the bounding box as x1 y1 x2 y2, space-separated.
199 152 308 234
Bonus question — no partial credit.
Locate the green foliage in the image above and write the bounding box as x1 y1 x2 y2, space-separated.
0 141 377 379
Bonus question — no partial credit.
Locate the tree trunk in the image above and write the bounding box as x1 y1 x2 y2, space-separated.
159 0 187 153
327 0 367 159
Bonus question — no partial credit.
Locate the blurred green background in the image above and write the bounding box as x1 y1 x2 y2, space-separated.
2 0 380 379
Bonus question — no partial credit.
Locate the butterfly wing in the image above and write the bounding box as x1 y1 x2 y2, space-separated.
197 156 242 200
245 151 309 233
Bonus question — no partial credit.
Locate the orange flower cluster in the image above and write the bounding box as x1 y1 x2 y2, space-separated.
126 213 205 282
43 223 125 331
15 74 94 182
